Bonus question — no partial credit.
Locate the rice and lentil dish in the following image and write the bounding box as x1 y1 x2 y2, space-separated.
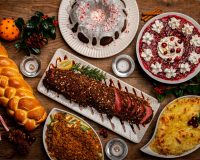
45 112 103 160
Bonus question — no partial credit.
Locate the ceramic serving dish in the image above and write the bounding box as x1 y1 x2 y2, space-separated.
58 0 139 58
136 12 200 84
43 108 104 160
141 95 200 158
38 48 160 143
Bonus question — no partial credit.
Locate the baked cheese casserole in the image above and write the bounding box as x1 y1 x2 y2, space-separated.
150 97 200 155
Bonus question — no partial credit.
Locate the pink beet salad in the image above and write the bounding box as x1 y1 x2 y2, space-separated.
139 15 200 81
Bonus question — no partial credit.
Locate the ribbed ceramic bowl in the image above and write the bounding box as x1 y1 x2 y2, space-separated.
58 0 139 58
136 12 200 84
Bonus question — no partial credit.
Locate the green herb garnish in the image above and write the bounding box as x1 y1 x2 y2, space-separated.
80 125 91 132
15 11 58 55
68 119 77 124
72 63 106 81
198 113 200 124
152 73 200 102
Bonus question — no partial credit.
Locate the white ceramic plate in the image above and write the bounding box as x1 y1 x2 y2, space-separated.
38 48 160 143
58 0 139 58
136 12 200 84
141 95 200 158
43 108 104 160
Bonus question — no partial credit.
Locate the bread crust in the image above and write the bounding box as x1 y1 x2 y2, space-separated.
0 43 47 131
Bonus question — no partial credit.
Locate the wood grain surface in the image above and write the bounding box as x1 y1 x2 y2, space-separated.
0 0 200 159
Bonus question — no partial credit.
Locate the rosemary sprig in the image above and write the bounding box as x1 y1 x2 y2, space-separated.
71 63 106 81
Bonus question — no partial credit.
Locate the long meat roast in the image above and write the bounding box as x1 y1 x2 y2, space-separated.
43 68 153 125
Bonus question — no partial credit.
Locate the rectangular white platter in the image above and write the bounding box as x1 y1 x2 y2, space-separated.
37 48 160 143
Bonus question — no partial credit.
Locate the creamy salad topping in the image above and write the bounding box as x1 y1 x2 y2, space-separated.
142 32 154 45
188 51 200 64
141 49 153 62
182 23 194 35
157 36 184 62
152 20 164 34
151 62 162 75
179 63 191 74
190 35 200 47
164 67 177 78
168 17 181 29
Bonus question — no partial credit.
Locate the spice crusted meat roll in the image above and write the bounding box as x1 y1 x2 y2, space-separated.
43 68 153 125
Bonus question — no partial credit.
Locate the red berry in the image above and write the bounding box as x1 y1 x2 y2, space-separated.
193 123 199 128
162 43 167 48
176 48 181 53
188 120 193 126
99 129 108 138
53 20 58 27
178 39 182 44
170 37 175 41
175 56 181 61
164 51 168 55
170 48 175 53
191 116 198 122
42 15 48 20
167 58 172 61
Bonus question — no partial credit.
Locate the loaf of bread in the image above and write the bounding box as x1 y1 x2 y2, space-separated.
0 43 47 131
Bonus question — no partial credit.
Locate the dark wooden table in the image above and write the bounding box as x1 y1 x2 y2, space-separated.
0 0 200 159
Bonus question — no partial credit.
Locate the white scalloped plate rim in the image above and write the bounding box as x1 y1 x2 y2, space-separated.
141 95 200 158
37 48 160 143
43 108 104 160
136 12 200 84
58 0 139 58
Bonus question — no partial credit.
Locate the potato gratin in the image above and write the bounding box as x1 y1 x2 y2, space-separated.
150 97 200 155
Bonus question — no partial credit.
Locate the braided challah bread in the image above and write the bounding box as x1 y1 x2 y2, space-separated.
0 43 47 131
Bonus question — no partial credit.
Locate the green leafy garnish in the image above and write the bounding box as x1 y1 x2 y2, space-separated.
71 63 106 81
153 73 200 102
80 125 91 132
15 11 58 55
68 119 77 124
198 113 200 124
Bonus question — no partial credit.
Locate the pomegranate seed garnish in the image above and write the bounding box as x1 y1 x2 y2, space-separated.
170 48 175 53
167 58 172 61
191 116 198 122
188 120 193 126
175 56 181 61
162 43 167 48
170 37 174 41
193 123 199 128
99 128 108 138
164 51 168 55
178 39 182 44
176 48 181 53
